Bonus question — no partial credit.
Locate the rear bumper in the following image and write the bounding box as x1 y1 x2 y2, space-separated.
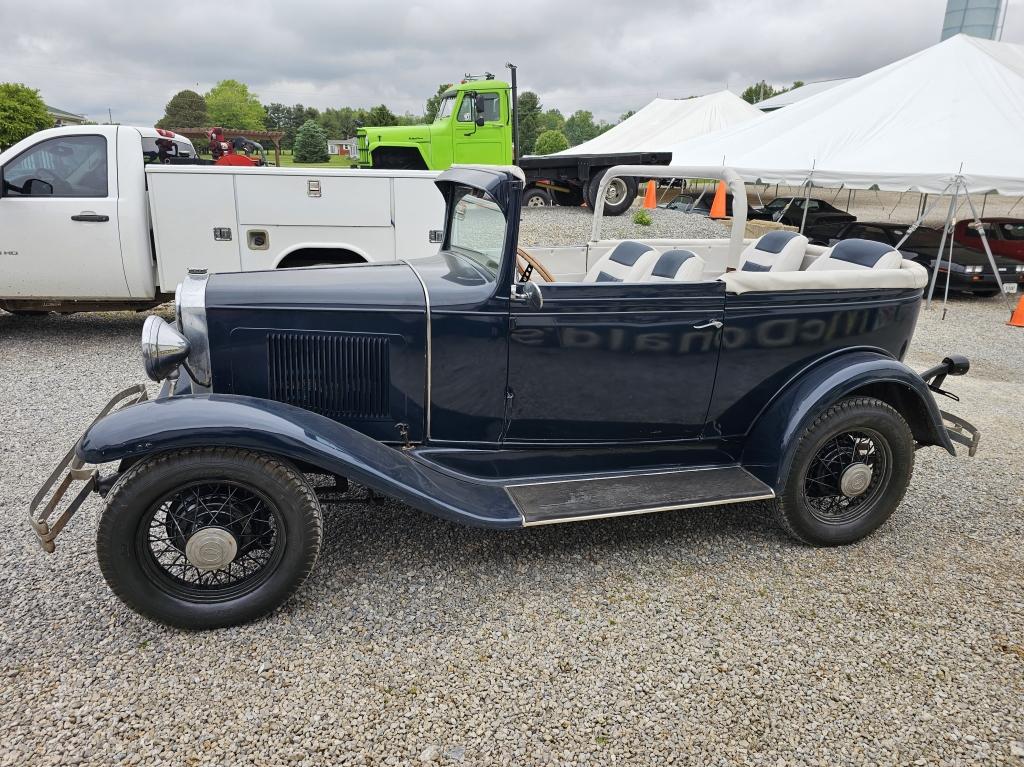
920 355 980 457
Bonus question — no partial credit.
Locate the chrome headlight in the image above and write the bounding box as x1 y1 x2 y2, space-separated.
142 316 191 382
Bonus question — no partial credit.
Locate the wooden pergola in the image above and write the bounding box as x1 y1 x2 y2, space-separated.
168 128 285 166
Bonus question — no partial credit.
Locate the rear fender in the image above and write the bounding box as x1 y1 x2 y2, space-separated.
741 351 953 491
78 394 520 529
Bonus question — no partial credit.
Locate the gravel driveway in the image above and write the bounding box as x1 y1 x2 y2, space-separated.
1 228 1022 765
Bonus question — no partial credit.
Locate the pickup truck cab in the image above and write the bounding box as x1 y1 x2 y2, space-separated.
0 125 443 313
29 164 980 629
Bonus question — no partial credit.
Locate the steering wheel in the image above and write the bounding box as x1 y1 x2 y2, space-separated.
515 247 556 283
28 168 73 196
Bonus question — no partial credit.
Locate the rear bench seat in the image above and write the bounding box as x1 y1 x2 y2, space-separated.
584 241 705 283
721 238 927 294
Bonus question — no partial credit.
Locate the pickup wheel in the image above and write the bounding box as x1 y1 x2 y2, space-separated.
588 171 637 216
97 447 322 629
774 397 914 546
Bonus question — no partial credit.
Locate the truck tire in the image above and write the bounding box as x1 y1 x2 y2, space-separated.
523 188 552 207
97 447 323 629
588 170 637 216
773 397 914 547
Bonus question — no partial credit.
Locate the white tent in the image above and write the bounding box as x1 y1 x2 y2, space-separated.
668 34 1024 195
558 90 763 156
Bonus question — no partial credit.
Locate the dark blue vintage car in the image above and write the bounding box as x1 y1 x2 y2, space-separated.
29 165 980 628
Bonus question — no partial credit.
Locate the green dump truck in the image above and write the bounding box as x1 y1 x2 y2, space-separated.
356 66 670 215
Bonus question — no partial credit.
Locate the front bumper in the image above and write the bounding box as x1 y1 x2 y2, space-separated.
27 385 149 553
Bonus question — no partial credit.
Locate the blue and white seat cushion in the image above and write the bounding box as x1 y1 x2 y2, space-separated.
584 241 662 283
807 239 904 271
738 230 808 272
633 249 706 282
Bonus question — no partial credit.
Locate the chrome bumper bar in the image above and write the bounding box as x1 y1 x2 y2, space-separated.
28 384 149 553
940 409 981 457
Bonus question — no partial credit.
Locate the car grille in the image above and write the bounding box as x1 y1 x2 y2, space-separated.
267 331 390 420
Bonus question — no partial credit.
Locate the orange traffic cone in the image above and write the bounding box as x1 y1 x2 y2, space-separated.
643 180 657 209
1009 294 1024 327
709 181 727 219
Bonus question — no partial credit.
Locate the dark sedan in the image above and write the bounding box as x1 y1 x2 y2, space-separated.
753 197 857 243
831 221 1024 297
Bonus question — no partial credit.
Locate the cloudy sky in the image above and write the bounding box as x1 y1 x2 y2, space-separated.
3 0 1022 125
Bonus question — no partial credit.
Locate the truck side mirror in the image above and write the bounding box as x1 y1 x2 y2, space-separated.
475 116 486 127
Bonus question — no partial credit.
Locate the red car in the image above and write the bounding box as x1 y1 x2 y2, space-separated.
954 218 1024 262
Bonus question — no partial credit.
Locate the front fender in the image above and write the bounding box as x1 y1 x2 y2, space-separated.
741 351 954 490
78 394 521 529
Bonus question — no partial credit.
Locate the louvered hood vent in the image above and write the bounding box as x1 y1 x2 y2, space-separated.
267 331 390 420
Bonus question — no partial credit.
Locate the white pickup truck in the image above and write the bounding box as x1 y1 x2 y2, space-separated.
0 125 443 314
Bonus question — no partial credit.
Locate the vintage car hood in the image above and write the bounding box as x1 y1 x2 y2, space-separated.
205 262 426 311
203 262 429 443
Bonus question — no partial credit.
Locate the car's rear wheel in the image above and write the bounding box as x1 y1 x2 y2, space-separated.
97 447 322 629
774 397 914 546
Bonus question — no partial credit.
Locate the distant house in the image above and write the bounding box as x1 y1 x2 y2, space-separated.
46 105 88 127
328 139 358 157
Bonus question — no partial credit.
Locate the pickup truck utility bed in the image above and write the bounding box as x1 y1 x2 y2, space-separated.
0 125 443 313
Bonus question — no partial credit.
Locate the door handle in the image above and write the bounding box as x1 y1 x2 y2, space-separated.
692 319 723 330
71 213 109 222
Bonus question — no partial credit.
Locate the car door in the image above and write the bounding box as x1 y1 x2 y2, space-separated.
505 280 726 443
0 133 128 299
452 90 507 165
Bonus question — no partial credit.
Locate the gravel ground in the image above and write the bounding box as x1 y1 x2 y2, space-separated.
518 205 730 247
1 252 1022 764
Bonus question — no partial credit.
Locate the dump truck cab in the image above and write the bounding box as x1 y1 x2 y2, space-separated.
357 77 513 170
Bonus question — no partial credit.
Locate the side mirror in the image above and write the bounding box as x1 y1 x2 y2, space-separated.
25 178 54 196
512 280 543 310
475 116 486 127
475 94 486 114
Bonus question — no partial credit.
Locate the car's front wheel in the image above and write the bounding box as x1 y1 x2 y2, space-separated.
97 447 322 629
774 397 914 546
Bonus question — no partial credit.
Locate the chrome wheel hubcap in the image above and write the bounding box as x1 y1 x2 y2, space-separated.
185 527 238 571
839 463 873 498
606 179 626 203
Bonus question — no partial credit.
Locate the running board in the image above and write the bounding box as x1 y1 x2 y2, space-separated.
506 467 775 526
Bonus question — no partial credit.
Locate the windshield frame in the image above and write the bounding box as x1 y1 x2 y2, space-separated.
444 184 508 278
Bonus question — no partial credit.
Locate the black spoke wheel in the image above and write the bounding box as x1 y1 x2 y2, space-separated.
98 448 322 629
774 397 914 546
140 481 285 602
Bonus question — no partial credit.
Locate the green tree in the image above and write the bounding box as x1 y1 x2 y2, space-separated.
0 83 52 148
366 104 397 126
205 80 265 130
424 83 453 122
533 129 569 155
538 108 564 133
741 80 805 104
515 90 543 155
292 119 329 163
318 107 360 139
564 110 599 146
619 109 637 122
156 89 208 129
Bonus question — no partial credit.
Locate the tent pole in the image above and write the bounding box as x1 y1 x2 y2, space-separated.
941 214 955 320
799 178 812 234
894 182 954 251
963 192 1011 308
980 192 988 218
927 180 960 309
847 188 853 212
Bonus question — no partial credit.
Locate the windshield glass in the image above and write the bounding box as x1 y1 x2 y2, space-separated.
999 222 1024 240
435 95 455 122
448 186 506 276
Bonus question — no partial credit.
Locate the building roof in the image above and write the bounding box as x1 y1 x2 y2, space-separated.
754 79 854 111
45 104 87 121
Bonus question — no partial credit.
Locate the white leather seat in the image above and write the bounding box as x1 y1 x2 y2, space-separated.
584 241 661 283
634 249 706 282
738 231 808 272
807 239 904 272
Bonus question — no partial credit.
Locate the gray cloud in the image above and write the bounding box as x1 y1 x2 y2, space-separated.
3 0 1020 127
